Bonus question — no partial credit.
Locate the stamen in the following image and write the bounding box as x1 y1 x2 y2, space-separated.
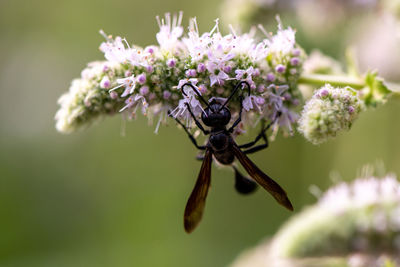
210 19 219 35
166 13 171 28
177 11 183 26
275 15 283 30
119 105 129 112
122 38 131 49
309 185 323 199
229 24 237 37
99 29 112 41
258 24 271 38
154 111 165 134
172 13 177 28
109 84 123 92
192 17 199 34
120 114 126 137
156 16 161 28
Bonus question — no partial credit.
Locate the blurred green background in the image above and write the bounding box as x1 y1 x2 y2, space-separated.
0 0 399 266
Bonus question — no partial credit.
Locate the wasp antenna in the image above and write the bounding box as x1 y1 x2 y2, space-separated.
219 81 251 111
181 83 211 110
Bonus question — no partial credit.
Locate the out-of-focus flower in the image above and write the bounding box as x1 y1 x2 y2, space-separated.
231 172 400 267
221 0 378 36
55 12 306 134
383 0 400 18
271 174 400 263
354 14 400 82
220 0 278 29
298 84 364 145
295 0 378 39
299 50 345 99
303 50 344 76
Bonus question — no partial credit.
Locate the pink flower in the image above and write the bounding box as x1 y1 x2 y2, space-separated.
235 67 256 88
120 94 148 114
139 86 149 95
163 90 171 99
206 62 229 86
156 12 184 51
177 78 198 90
167 58 176 67
198 84 207 94
185 69 197 77
243 96 266 112
137 73 146 84
197 63 206 73
207 44 235 65
111 75 136 97
100 76 111 89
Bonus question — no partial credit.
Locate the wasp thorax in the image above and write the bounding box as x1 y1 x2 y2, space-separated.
201 103 231 127
209 133 229 151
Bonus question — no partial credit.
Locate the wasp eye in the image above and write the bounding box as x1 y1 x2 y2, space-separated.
201 108 213 126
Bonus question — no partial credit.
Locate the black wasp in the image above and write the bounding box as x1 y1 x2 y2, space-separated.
168 81 293 233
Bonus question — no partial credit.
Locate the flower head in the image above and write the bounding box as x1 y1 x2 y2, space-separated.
55 13 306 134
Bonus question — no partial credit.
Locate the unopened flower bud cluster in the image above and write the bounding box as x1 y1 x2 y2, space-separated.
55 12 305 134
298 84 364 145
55 61 126 133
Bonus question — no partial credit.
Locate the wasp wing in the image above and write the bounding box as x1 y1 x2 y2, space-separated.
184 148 213 233
232 144 293 211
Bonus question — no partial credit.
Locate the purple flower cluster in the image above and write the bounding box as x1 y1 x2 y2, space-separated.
56 13 305 134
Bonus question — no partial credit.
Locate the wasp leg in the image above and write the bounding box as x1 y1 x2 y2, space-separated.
238 111 282 149
238 120 271 149
233 166 258 194
196 153 205 161
184 103 210 135
228 96 243 133
242 142 268 154
168 110 206 150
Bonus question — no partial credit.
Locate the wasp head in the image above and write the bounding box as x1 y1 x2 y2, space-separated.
201 100 231 127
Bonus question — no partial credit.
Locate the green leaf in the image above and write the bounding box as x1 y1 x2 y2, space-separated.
385 81 400 93
363 71 391 107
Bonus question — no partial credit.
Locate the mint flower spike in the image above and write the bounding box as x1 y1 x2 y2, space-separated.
55 12 306 134
269 174 400 266
231 172 400 267
298 84 364 145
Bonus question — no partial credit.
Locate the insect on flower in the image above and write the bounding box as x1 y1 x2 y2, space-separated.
169 81 293 233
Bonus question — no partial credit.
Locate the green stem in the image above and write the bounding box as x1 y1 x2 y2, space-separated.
298 74 400 96
298 74 365 89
